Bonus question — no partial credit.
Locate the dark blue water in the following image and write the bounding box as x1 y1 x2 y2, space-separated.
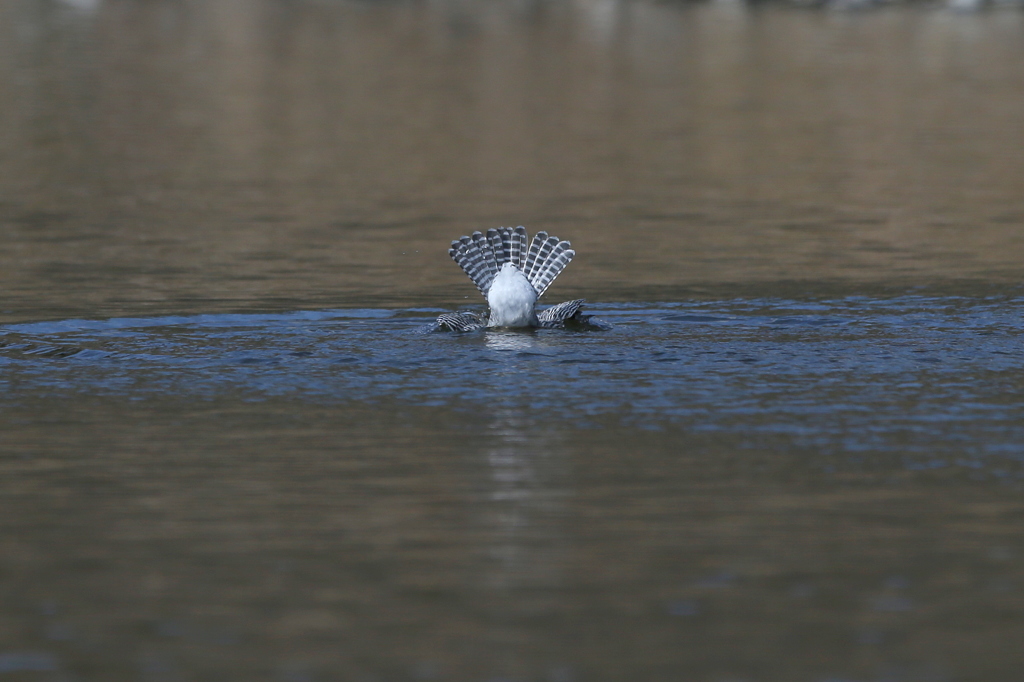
5 295 1023 474
5 294 1024 682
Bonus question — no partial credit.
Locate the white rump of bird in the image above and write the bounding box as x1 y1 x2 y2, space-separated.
436 226 589 332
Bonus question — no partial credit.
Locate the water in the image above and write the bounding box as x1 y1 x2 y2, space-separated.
5 297 1024 451
3 0 1024 680
4 295 1024 680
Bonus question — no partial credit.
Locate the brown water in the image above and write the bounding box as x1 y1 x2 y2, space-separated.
2 1 1024 680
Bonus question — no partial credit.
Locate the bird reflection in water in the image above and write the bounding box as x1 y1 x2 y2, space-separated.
471 406 573 676
482 329 550 353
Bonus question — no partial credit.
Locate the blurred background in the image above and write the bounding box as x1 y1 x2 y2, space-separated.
2 0 1024 318
2 0 1024 680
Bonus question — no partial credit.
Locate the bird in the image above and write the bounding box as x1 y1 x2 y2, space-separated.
436 226 589 332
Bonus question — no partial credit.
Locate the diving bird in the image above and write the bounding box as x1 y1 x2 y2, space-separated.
436 226 589 331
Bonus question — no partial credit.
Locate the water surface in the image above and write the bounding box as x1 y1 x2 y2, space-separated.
4 295 1024 680
2 0 1024 680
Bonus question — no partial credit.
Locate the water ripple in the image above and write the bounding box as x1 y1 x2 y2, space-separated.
2 296 1023 469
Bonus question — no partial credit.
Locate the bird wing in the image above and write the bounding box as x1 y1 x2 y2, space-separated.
537 299 585 327
435 312 486 332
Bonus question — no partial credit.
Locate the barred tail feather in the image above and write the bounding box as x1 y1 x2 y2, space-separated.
487 228 505 266
474 230 499 274
527 235 559 283
530 241 574 298
523 231 549 281
510 226 527 269
450 226 574 299
500 228 512 265
449 231 498 297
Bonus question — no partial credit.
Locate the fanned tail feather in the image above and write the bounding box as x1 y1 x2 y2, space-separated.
450 225 574 299
476 230 499 275
530 240 574 298
526 235 558 282
509 226 527 269
449 232 498 296
487 229 504 267
523 231 548 281
499 228 512 265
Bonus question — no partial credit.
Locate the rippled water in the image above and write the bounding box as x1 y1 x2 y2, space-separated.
5 295 1024 461
3 293 1024 681
4 0 1024 680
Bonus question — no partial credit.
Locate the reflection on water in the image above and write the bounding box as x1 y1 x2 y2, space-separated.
3 0 1024 679
2 0 1024 319
2 298 1024 680
476 408 571 679
483 330 549 354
